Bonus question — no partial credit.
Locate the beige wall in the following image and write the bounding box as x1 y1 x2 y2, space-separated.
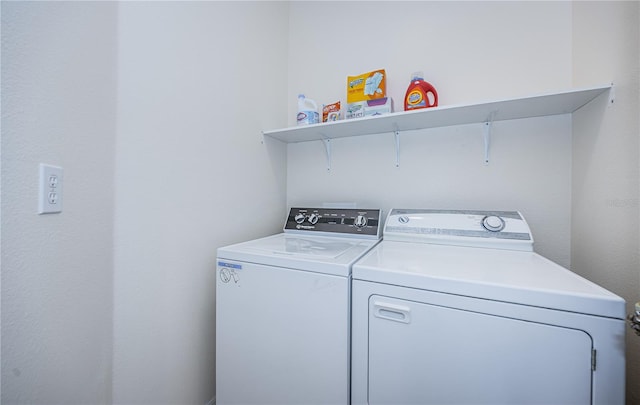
286 1 640 402
572 2 640 403
112 2 288 404
286 1 574 266
1 2 117 403
2 2 288 404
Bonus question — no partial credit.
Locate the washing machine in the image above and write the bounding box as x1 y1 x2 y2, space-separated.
216 207 382 405
351 209 626 405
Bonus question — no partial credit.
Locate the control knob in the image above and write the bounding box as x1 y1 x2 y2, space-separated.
308 213 319 225
294 213 306 224
482 215 505 232
354 215 368 228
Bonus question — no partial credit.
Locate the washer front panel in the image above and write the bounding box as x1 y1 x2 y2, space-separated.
217 261 349 404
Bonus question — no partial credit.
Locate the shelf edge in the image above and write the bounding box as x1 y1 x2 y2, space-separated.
263 84 612 144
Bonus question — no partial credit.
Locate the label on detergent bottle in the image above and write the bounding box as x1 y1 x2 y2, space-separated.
297 110 319 125
297 94 320 126
407 89 428 109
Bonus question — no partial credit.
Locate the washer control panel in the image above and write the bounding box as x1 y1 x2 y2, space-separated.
385 209 533 251
284 207 382 239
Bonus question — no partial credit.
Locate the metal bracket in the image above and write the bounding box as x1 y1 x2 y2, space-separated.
483 112 497 165
483 121 492 165
394 131 401 168
608 82 615 107
321 137 331 172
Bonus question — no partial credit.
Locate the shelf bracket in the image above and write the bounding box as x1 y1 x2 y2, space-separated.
608 82 615 107
483 112 496 165
483 121 491 165
395 131 401 168
321 137 331 172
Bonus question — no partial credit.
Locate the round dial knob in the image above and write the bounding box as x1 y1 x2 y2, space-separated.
294 213 306 224
354 215 368 228
482 215 505 232
308 213 319 225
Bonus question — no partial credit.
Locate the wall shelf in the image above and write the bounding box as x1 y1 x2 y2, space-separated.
262 84 612 143
263 84 612 169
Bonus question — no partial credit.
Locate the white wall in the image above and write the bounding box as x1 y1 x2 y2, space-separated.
286 1 574 266
1 2 117 403
571 2 640 403
113 2 288 404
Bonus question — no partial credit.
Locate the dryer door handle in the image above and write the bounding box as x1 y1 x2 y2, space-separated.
373 302 411 324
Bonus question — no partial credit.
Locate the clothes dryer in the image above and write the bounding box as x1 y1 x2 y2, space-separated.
217 207 382 405
351 209 625 405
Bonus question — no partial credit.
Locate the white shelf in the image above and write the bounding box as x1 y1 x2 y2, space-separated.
262 84 612 143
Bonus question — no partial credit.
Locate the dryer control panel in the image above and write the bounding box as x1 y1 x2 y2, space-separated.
285 207 382 239
384 209 533 251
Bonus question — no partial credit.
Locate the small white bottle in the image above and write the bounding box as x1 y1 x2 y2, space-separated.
297 94 319 126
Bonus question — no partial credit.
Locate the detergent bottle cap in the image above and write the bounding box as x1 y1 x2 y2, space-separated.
411 71 424 81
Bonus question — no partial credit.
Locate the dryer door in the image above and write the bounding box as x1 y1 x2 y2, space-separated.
367 295 593 405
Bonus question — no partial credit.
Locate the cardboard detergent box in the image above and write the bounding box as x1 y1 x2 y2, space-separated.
345 97 393 120
346 69 387 119
363 97 393 117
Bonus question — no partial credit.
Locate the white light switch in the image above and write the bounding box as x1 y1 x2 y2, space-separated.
39 164 63 214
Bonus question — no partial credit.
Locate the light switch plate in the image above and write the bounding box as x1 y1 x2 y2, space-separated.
38 163 63 214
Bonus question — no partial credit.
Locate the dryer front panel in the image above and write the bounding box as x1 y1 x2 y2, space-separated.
351 280 626 405
366 295 592 405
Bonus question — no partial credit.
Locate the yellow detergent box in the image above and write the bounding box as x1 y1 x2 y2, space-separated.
346 69 387 103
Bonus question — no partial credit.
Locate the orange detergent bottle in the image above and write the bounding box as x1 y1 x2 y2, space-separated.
404 72 438 111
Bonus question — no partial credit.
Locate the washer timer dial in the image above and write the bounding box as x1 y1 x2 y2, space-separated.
354 215 368 228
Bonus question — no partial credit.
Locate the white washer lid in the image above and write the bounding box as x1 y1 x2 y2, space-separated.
353 241 625 319
218 233 380 277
